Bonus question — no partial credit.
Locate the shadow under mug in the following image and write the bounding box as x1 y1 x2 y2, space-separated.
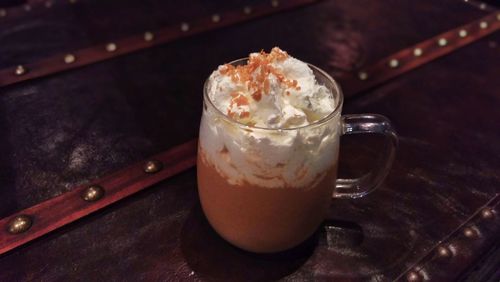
197 58 398 253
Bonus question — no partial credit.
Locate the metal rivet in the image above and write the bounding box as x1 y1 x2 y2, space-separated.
389 59 399 68
479 3 486 10
437 246 451 258
211 14 221 23
144 31 154 42
15 65 27 76
459 29 468 38
358 71 368 80
45 1 53 8
7 215 33 234
144 160 163 173
463 227 478 238
64 54 76 64
181 22 189 32
481 208 494 219
24 5 31 11
106 43 117 52
0 9 6 17
438 38 448 46
82 185 105 202
406 271 421 282
271 0 279 7
243 6 252 14
413 48 423 57
479 21 488 29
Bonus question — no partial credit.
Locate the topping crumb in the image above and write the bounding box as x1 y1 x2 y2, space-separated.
227 92 250 119
251 90 262 101
230 92 249 106
213 47 325 127
220 47 300 106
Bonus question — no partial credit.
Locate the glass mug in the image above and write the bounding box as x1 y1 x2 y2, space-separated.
197 59 398 253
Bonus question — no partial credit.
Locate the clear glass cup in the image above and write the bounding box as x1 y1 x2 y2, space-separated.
197 58 398 253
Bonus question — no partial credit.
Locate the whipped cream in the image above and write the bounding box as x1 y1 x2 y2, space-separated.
207 47 335 129
200 47 340 188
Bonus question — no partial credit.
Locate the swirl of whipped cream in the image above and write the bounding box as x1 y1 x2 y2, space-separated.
207 47 335 129
200 47 340 188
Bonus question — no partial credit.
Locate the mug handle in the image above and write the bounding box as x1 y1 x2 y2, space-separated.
333 114 398 199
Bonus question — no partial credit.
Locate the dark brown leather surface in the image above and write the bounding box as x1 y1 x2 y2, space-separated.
0 0 499 280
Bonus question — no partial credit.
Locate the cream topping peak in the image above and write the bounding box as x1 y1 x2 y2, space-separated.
208 47 334 129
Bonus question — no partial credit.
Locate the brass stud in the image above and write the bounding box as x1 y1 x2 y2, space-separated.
6 215 33 234
15 65 27 76
144 160 163 173
406 271 421 282
459 29 468 38
438 38 448 47
144 31 154 42
243 6 252 14
481 208 494 219
81 185 105 202
463 227 478 238
64 54 76 64
479 21 488 29
437 245 451 258
106 43 117 52
358 71 368 80
181 22 190 32
389 59 399 68
271 0 279 7
45 1 53 8
211 14 221 23
24 4 31 11
0 9 6 17
413 48 423 57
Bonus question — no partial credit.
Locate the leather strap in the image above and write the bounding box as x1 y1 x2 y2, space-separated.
398 195 500 281
339 12 499 97
0 139 198 255
0 0 77 21
0 0 319 87
462 0 496 12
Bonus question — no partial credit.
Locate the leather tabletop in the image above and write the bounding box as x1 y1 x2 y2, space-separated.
0 0 499 280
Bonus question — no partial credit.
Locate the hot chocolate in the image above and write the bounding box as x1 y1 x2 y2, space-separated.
198 148 338 253
198 48 341 253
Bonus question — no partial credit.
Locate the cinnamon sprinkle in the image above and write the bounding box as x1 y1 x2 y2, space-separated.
220 47 300 105
231 92 249 106
251 90 262 101
227 92 250 119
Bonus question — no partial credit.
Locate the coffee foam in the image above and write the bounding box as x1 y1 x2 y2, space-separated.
200 48 340 188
